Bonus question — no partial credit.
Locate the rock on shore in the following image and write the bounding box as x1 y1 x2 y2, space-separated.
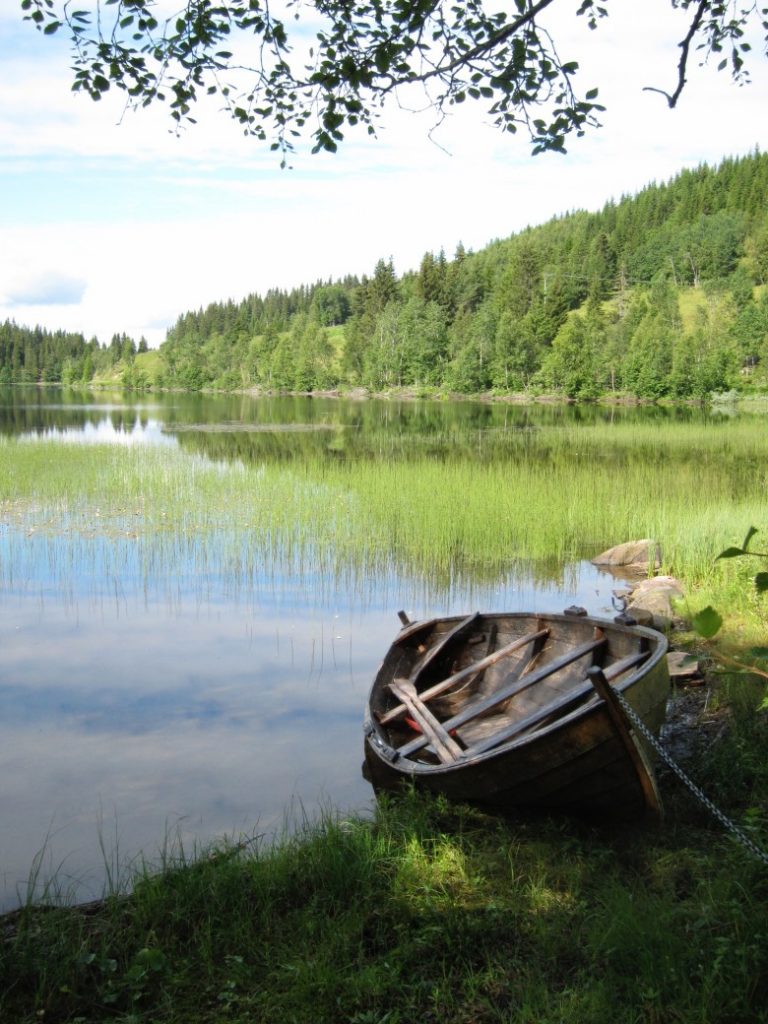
591 539 662 571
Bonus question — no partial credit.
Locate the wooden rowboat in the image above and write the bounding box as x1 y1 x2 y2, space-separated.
363 610 670 819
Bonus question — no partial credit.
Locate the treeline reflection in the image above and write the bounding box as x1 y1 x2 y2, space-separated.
0 385 726 467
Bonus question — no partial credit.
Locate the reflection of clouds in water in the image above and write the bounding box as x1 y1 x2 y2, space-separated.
0 591 389 910
19 417 175 447
0 711 374 908
0 679 363 734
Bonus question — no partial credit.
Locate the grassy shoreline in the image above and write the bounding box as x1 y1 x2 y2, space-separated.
2 405 767 1022
2 669 767 1024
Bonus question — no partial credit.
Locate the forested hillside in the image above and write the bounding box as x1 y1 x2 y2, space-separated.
160 150 768 399
0 323 148 387
4 151 768 398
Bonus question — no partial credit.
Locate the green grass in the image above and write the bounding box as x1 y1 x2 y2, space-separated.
2 412 768 1023
2 711 767 1024
2 415 766 614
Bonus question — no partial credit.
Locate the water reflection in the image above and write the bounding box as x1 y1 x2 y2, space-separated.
0 533 624 911
0 383 727 451
0 385 736 912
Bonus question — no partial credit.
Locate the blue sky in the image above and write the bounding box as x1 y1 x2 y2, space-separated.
1 2 766 347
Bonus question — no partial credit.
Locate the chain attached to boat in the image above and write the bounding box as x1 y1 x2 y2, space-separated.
613 688 768 867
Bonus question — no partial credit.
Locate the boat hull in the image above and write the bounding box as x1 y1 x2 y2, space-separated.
363 612 670 819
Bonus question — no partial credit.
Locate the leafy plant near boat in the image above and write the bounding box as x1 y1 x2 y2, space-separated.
693 526 768 707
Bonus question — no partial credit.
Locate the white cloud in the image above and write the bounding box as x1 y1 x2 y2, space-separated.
1 2 766 346
4 270 87 307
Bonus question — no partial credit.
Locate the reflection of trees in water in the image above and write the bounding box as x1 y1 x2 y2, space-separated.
0 386 152 437
167 396 709 468
0 385 708 444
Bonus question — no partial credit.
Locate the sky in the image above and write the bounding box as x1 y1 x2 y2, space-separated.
0 1 766 348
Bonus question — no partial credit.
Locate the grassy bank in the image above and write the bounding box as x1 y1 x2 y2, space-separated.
2 671 767 1024
2 411 768 1022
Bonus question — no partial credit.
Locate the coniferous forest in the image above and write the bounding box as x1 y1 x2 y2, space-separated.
4 150 768 399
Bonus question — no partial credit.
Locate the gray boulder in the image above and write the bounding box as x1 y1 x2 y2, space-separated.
592 539 661 570
627 575 684 630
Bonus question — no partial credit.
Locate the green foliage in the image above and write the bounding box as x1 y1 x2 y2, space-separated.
145 151 768 398
2 784 767 1024
23 1 768 163
692 605 724 638
715 526 768 599
0 322 151 387
5 153 768 400
693 526 768 704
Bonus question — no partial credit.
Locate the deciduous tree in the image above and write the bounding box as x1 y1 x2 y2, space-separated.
21 1 767 162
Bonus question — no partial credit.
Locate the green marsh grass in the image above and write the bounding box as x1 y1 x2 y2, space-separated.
1 415 766 615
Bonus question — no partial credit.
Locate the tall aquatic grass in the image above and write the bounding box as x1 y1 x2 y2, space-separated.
1 416 766 612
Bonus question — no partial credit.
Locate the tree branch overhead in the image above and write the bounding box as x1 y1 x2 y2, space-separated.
20 0 767 161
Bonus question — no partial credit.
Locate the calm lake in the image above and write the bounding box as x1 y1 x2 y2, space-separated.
0 387 749 911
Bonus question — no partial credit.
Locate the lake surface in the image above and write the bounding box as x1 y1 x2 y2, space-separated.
0 387 728 911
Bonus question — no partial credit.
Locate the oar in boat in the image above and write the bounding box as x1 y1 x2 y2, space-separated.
379 626 550 727
395 632 607 760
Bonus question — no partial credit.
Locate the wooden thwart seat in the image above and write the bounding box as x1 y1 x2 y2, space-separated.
460 649 649 758
380 626 549 726
396 633 608 761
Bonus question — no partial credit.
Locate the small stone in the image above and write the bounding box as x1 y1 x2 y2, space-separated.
667 650 702 680
627 589 674 629
631 575 684 598
626 606 654 627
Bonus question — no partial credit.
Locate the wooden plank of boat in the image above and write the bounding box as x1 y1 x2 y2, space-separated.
407 612 482 687
459 649 650 758
396 633 607 760
586 665 663 820
378 626 550 726
388 679 463 763
393 615 439 645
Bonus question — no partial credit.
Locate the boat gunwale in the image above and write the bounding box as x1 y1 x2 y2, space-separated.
365 612 669 776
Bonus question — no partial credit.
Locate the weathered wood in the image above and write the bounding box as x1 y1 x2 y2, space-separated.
397 609 411 626
456 649 651 756
601 649 649 682
392 616 439 646
397 634 606 759
389 680 463 764
379 627 550 726
586 666 663 820
364 611 670 820
484 623 498 657
408 612 481 687
461 677 598 757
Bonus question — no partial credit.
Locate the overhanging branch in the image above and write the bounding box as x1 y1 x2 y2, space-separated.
643 0 709 107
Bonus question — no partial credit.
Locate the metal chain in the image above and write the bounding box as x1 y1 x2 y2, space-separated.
613 688 768 867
